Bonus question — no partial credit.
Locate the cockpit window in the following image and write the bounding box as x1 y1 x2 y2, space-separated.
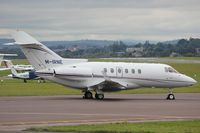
165 67 178 73
165 67 168 72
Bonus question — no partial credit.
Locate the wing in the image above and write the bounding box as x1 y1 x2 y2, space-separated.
0 68 10 71
87 71 140 91
88 79 140 92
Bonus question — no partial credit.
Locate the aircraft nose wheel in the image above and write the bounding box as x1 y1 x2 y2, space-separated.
166 88 175 100
83 91 93 99
95 93 104 100
167 94 175 100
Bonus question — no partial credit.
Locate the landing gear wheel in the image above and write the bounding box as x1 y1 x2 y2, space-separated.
167 94 175 100
95 93 104 100
83 91 93 99
23 79 27 83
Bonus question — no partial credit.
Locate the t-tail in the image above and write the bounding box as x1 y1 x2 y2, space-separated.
11 31 88 70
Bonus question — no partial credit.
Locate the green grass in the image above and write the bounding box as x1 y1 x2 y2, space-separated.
0 59 200 96
0 70 10 77
28 120 200 133
0 79 80 96
163 57 200 60
89 56 200 63
12 59 29 64
0 59 80 96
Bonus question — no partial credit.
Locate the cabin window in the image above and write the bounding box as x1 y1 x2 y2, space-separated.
104 68 107 73
118 68 122 73
132 69 135 74
110 68 114 73
138 69 141 74
125 69 128 73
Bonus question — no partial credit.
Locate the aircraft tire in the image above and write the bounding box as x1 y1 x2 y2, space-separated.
95 93 104 100
84 91 93 99
167 94 175 100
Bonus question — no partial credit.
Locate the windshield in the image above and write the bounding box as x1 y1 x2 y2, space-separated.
165 67 179 73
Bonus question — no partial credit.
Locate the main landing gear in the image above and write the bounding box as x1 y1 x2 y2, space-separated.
83 90 104 100
166 88 175 100
83 91 93 99
95 93 104 100
23 79 27 83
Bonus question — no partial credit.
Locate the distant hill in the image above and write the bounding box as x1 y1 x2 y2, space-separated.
162 39 180 45
42 40 115 49
0 38 14 48
0 39 115 49
0 38 182 49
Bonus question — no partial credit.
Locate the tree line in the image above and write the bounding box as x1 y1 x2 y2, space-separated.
0 38 200 59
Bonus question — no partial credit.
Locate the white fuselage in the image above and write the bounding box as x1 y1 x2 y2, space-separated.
36 62 196 91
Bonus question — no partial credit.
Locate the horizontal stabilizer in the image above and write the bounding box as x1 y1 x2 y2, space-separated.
11 31 41 45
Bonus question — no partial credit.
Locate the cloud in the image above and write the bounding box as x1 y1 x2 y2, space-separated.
0 0 200 41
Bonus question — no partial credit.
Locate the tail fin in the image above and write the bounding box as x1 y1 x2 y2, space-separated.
10 66 18 77
11 31 63 70
2 60 13 68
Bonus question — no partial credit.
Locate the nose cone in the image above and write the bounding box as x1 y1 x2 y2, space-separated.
185 75 197 86
191 78 197 85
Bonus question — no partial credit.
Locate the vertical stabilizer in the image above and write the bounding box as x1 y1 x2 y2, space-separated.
2 60 13 68
10 66 18 77
11 31 63 70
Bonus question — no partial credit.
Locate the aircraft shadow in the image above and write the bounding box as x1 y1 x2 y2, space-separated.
45 96 172 102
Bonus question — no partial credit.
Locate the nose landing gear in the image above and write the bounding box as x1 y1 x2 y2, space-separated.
167 93 175 100
166 88 175 100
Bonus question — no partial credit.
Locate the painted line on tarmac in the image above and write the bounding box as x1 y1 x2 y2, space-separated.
0 112 200 119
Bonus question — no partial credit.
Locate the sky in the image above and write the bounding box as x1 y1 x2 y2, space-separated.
0 0 200 41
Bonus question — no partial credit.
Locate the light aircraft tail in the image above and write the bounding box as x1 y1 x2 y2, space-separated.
2 60 13 68
11 31 88 71
0 60 13 71
0 54 17 66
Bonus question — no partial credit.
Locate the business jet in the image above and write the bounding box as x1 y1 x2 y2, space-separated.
10 31 197 100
